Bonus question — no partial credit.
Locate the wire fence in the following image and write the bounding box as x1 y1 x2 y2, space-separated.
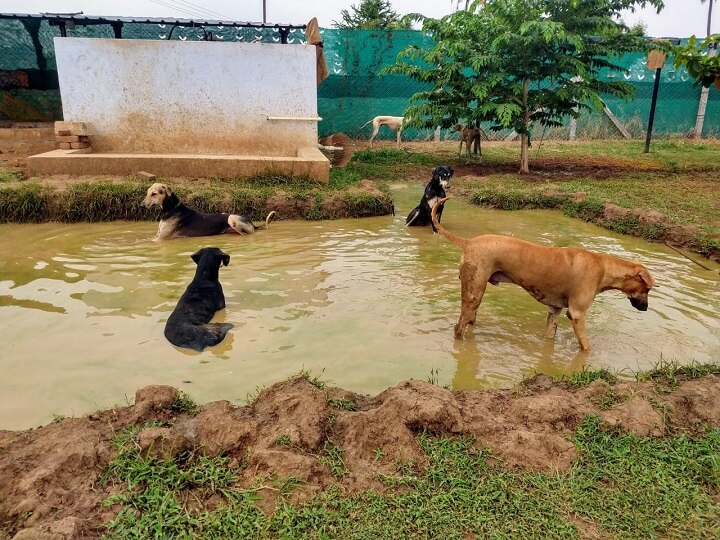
1 19 718 139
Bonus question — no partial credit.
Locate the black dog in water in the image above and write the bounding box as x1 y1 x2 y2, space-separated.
164 247 233 351
405 166 454 232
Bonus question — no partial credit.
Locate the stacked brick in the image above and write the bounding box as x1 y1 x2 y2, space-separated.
54 121 92 151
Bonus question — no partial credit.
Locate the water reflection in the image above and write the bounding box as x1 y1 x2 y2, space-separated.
0 185 718 429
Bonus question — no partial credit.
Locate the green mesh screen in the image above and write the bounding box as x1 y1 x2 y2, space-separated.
1 19 718 137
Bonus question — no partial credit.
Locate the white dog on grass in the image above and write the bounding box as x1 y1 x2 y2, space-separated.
361 115 410 148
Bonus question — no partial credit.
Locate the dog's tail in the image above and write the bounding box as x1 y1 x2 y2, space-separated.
360 119 373 129
254 211 277 231
405 210 419 226
431 197 468 249
199 323 233 350
265 210 277 228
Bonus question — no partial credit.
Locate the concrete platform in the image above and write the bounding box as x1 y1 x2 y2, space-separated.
27 147 330 182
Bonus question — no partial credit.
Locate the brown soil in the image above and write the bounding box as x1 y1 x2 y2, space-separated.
2 374 719 540
452 154 659 180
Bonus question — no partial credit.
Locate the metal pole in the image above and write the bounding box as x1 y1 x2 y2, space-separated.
644 67 662 154
263 0 267 24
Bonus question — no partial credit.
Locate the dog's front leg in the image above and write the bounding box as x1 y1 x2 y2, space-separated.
545 306 562 339
568 311 591 351
454 262 486 338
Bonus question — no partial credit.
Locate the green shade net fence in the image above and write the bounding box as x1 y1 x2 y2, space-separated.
1 20 717 138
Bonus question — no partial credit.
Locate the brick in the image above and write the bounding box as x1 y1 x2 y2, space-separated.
54 121 91 136
70 141 90 149
56 135 80 143
137 171 156 180
57 129 71 136
58 142 72 149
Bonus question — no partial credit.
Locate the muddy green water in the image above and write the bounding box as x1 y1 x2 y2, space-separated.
1 183 718 429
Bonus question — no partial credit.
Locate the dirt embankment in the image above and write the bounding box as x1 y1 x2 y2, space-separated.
1 374 719 539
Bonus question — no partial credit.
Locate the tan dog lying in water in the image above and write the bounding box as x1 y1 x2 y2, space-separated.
141 183 276 240
431 197 656 350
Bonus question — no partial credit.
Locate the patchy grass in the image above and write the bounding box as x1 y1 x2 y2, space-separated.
352 148 439 167
328 398 357 411
561 368 619 388
0 174 394 223
553 362 720 391
101 418 720 539
465 169 720 259
171 392 199 416
635 360 720 392
0 169 23 183
319 438 349 479
295 368 328 391
531 139 720 171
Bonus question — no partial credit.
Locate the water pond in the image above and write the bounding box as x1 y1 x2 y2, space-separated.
1 184 718 429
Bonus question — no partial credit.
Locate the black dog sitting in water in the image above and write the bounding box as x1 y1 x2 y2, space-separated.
164 247 233 351
405 166 454 232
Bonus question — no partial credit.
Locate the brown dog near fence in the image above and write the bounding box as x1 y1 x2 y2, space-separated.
431 197 656 351
452 123 482 157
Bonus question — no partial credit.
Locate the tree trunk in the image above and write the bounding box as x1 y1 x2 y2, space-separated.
520 134 529 173
694 86 711 139
519 79 530 174
693 1 716 139
708 0 714 37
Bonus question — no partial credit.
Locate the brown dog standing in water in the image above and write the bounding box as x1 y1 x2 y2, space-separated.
431 197 656 350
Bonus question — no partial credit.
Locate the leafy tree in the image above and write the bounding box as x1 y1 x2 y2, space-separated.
333 0 411 30
672 34 720 88
386 0 664 173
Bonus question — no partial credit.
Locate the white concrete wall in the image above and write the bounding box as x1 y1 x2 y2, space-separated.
54 38 319 156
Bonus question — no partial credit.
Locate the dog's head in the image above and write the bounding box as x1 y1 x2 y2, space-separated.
191 247 231 268
622 266 655 311
141 183 172 208
431 166 454 190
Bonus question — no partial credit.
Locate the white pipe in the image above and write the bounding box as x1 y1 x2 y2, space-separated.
267 116 322 121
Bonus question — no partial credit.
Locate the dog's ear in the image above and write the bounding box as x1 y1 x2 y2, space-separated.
447 166 454 176
637 268 656 288
191 249 203 264
431 166 441 178
222 254 230 267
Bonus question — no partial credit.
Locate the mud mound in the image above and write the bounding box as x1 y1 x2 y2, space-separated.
1 374 719 539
